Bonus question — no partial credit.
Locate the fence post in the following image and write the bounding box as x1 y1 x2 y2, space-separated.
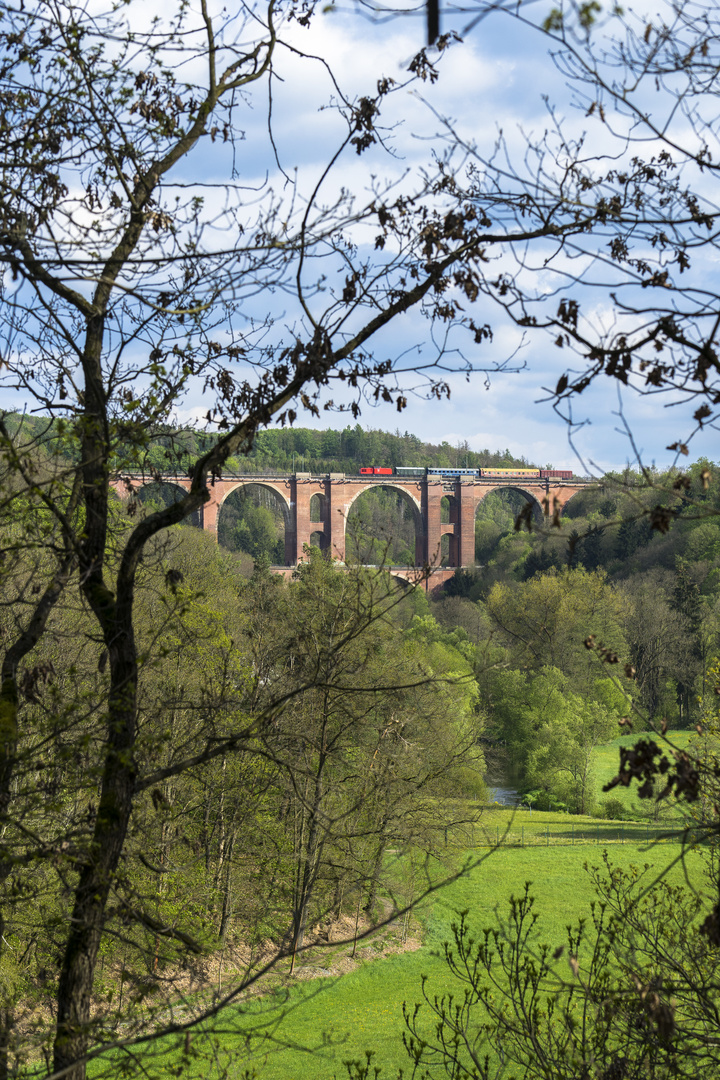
546 825 549 847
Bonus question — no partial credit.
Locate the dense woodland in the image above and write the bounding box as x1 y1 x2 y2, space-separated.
0 492 484 1072
128 438 720 814
3 414 536 480
135 439 720 816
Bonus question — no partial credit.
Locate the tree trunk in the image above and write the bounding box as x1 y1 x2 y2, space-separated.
52 622 137 1079
212 757 228 894
219 834 235 942
0 1006 13 1080
363 830 388 917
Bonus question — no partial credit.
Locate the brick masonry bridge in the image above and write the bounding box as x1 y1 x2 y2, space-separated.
111 472 591 588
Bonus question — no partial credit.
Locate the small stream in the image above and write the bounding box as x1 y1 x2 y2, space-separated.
485 780 521 807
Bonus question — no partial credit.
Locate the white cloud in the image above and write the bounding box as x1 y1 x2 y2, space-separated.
14 0 720 475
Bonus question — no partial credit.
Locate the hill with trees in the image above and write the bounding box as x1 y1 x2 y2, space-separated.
5 413 536 476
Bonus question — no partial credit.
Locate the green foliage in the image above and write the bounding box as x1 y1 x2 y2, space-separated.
486 567 631 696
216 485 285 563
402 855 719 1080
601 796 628 819
0 506 490 1072
487 666 616 813
346 488 417 566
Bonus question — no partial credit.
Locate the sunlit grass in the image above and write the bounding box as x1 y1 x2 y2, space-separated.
119 837 704 1080
98 731 701 1079
593 730 692 820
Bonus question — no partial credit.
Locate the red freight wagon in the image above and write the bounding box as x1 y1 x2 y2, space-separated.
359 467 393 475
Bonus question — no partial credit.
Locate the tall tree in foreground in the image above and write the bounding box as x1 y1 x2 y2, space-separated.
0 2 543 1071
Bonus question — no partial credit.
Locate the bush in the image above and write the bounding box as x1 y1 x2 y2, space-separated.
522 789 568 812
602 797 627 820
449 767 487 801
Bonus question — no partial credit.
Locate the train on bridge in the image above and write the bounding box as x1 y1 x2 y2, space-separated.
358 465 574 480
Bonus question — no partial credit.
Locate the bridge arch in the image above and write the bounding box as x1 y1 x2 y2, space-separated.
472 485 546 566
344 482 422 518
217 481 291 563
439 493 458 565
309 492 326 524
215 479 291 518
476 485 544 526
344 483 424 566
134 480 201 528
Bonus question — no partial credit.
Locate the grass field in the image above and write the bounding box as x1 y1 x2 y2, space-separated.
592 730 693 820
448 809 688 849
99 731 701 1079
117 823 706 1080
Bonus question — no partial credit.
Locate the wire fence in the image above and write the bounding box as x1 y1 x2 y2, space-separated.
446 821 698 850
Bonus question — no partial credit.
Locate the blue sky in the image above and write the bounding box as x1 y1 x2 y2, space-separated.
170 0 719 474
3 0 715 476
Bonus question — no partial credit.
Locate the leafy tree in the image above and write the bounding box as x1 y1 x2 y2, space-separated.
621 569 699 724
259 553 484 960
486 665 615 812
524 694 616 815
486 568 631 697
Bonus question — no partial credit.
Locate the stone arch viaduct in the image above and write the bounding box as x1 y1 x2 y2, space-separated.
111 472 591 585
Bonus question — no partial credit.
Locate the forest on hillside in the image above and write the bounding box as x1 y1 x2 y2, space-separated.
139 448 720 799
4 413 537 478
438 461 720 782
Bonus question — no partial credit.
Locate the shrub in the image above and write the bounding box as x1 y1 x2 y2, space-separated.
602 797 627 820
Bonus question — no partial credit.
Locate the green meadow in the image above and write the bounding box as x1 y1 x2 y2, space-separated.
97 733 702 1079
110 800 706 1080
592 730 693 820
